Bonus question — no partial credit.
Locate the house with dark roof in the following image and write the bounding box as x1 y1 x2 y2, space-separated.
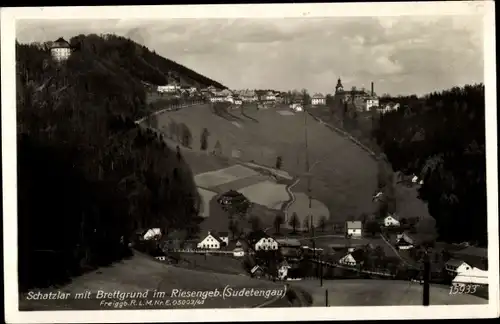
445 259 473 275
383 214 401 227
311 93 326 106
247 230 279 251
395 232 415 250
346 221 363 237
338 249 366 267
196 231 228 250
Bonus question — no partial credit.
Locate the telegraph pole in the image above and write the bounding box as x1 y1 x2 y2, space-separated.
423 250 430 306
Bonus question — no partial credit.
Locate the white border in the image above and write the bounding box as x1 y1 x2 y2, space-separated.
2 2 498 322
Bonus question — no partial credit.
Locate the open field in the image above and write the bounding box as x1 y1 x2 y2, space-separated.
179 254 247 275
290 279 488 306
157 104 381 223
238 180 289 209
194 164 259 188
188 162 293 234
19 252 288 310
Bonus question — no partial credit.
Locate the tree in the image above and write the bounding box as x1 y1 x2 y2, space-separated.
228 219 239 239
250 216 262 231
213 140 222 156
365 220 381 237
289 213 300 233
318 216 327 232
176 145 181 161
373 85 486 246
168 120 179 140
302 217 310 232
200 127 210 151
350 86 357 104
273 213 284 234
275 156 283 170
179 123 192 148
146 114 158 129
16 38 207 290
301 89 311 106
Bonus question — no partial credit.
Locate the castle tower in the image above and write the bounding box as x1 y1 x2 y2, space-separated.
335 78 344 93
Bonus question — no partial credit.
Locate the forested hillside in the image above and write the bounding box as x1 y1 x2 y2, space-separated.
372 84 487 247
30 33 225 90
16 40 204 291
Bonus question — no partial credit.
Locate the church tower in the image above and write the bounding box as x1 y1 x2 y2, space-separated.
335 78 344 94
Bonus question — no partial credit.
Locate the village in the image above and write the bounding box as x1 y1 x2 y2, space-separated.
133 186 488 296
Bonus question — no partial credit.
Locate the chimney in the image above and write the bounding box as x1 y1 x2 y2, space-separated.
371 82 374 97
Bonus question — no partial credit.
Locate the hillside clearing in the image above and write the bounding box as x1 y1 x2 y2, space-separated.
158 104 383 223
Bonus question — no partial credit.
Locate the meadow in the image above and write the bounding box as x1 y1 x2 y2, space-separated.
156 103 383 225
19 252 287 310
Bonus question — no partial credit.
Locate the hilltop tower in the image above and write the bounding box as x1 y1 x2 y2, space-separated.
49 37 72 63
335 78 344 94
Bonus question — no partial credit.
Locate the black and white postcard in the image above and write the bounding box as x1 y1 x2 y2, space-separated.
1 1 498 322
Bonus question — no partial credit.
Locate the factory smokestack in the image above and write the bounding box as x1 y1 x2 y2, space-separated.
371 82 374 96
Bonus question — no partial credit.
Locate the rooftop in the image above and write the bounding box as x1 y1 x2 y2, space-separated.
346 221 362 229
51 37 71 49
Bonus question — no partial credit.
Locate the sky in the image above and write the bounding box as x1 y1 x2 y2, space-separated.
16 16 484 96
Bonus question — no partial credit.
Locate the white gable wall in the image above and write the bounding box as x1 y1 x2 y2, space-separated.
339 254 357 266
255 237 279 251
197 234 221 249
384 215 400 227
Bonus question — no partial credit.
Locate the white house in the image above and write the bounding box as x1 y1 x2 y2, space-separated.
197 231 226 250
277 261 291 280
346 221 363 237
233 247 245 257
338 249 365 267
452 268 488 285
255 237 279 251
50 37 72 62
143 228 162 241
264 91 276 101
365 97 379 111
248 230 279 251
290 103 303 112
384 214 400 227
311 93 326 106
218 232 229 246
379 103 400 114
445 259 473 275
158 84 180 93
396 232 415 250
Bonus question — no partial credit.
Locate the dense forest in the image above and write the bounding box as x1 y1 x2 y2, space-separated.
67 33 226 89
16 37 207 291
371 84 487 247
